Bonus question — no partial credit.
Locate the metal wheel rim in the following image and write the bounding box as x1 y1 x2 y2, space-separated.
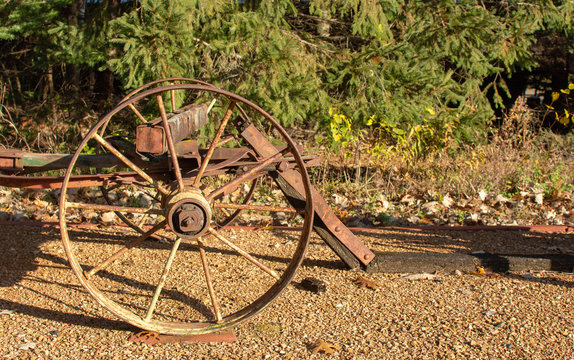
59 83 314 335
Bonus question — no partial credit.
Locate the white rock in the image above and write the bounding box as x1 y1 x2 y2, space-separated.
479 204 491 214
546 210 557 220
422 201 440 215
400 273 437 280
478 190 488 201
108 192 119 201
333 194 348 207
100 212 116 223
140 194 153 208
441 194 454 208
84 211 98 220
535 193 544 205
381 200 391 212
17 342 36 350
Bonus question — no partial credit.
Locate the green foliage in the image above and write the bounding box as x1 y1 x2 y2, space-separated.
108 0 199 88
0 0 69 40
1 0 574 153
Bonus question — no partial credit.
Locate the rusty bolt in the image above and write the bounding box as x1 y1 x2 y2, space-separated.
335 226 341 232
177 208 204 233
364 253 373 261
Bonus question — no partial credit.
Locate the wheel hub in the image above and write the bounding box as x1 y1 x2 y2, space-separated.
166 189 211 239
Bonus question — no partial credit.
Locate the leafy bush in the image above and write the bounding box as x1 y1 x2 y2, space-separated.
0 0 573 152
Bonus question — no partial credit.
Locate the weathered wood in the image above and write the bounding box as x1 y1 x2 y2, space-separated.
273 173 361 270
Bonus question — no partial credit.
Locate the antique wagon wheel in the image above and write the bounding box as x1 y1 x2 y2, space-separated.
100 78 257 232
59 83 314 335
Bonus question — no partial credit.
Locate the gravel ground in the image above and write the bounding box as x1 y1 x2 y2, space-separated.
1 224 574 359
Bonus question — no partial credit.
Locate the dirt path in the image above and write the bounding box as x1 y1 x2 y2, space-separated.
1 224 573 359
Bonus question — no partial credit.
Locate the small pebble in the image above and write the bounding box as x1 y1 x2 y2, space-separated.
17 342 36 350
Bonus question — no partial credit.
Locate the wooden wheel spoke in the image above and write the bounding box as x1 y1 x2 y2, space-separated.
85 220 167 278
198 238 222 322
193 101 237 187
144 237 182 322
157 95 185 192
206 149 288 201
65 201 163 215
93 133 169 195
207 228 279 280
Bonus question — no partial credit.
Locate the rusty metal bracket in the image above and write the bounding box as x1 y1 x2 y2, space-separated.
128 330 236 344
0 149 24 171
136 104 208 155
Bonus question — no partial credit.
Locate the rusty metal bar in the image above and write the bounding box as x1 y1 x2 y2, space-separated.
129 104 147 123
144 237 182 322
85 220 167 278
93 133 169 196
157 95 185 192
193 101 236 187
197 238 222 322
0 170 172 189
236 121 375 269
207 228 279 280
215 136 235 148
170 89 176 112
65 201 163 215
1 151 124 171
219 208 231 217
213 202 299 214
206 149 288 201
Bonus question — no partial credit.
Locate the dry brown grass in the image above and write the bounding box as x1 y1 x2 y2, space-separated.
311 97 574 202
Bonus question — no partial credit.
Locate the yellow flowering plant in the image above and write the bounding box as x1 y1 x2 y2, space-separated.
545 83 574 126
